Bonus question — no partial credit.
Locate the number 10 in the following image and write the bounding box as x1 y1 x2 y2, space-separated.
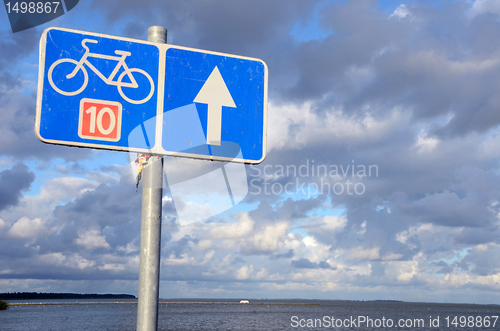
79 99 122 142
86 106 117 135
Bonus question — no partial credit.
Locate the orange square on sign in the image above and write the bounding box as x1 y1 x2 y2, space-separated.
79 98 122 142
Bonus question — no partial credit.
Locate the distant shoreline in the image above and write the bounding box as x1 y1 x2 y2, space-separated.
8 301 320 306
0 292 136 300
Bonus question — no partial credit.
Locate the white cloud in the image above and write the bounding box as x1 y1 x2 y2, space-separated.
302 215 348 234
170 199 218 226
1 176 99 224
299 236 332 263
396 223 434 245
221 240 236 250
209 213 254 239
198 239 214 250
74 229 111 250
162 250 214 266
202 254 233 277
470 0 500 17
267 102 411 152
71 255 96 269
255 267 269 280
0 218 6 232
242 222 290 253
98 264 125 271
381 253 403 261
236 265 253 280
6 217 52 239
346 247 381 260
406 50 500 76
415 132 439 153
303 236 318 247
35 253 66 267
389 4 410 19
202 250 215 265
388 254 423 283
162 254 196 266
117 242 139 254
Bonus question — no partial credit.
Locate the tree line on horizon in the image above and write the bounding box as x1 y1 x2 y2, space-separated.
0 292 136 300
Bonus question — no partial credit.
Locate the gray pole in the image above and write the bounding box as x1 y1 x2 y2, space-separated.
136 26 167 331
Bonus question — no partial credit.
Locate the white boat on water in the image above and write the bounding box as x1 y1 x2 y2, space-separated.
239 300 249 304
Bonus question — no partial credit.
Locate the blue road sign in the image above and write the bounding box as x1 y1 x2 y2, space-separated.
36 27 268 164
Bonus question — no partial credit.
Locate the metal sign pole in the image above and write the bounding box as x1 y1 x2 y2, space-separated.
136 26 167 331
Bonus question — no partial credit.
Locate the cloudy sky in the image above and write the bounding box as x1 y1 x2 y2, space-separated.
1 0 500 304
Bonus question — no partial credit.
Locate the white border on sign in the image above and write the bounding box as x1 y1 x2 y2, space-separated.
35 27 268 164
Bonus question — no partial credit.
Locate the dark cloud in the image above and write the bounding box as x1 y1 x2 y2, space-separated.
275 197 326 220
401 191 494 228
120 20 149 41
454 227 500 246
53 182 141 229
291 258 332 269
284 0 401 102
270 249 294 260
0 28 38 68
0 163 34 211
232 256 246 264
55 162 86 175
432 261 454 274
459 246 500 276
90 0 319 54
163 235 197 259
0 87 92 161
100 164 125 174
370 262 386 277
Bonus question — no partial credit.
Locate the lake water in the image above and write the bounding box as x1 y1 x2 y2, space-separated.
1 299 499 330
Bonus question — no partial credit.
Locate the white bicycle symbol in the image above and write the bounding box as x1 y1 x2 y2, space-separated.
48 38 154 104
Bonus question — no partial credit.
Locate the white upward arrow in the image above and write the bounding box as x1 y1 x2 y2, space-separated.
194 66 236 146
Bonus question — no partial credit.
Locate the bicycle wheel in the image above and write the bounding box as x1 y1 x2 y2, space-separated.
117 68 154 104
48 59 88 96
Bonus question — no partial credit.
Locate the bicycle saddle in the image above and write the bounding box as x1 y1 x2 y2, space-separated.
115 50 132 56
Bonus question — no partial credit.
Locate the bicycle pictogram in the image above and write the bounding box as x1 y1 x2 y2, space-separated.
48 38 154 104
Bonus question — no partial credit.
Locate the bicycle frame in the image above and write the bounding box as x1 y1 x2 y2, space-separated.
67 39 138 88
